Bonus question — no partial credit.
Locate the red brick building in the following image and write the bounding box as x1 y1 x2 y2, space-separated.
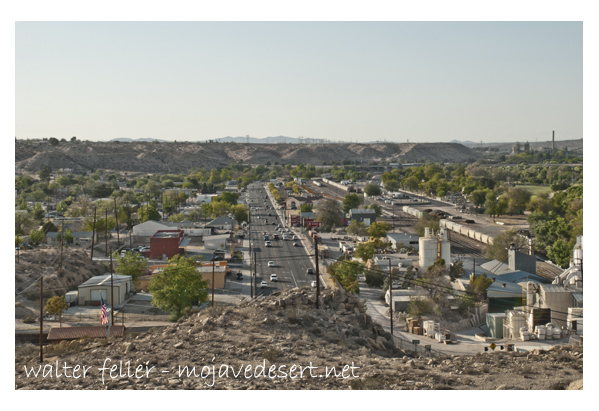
150 230 188 259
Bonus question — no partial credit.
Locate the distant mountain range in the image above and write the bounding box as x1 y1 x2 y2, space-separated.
215 136 340 144
110 137 168 143
449 140 480 146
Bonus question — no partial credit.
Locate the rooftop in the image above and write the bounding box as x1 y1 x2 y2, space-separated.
152 230 182 239
79 274 132 288
48 325 125 341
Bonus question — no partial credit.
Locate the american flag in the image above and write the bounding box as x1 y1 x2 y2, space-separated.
100 296 108 325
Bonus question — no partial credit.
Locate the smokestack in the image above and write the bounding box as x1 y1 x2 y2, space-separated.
552 130 555 152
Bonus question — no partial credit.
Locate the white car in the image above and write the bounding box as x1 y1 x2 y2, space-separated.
267 261 275 267
265 241 272 247
261 280 268 288
270 274 278 282
311 281 317 288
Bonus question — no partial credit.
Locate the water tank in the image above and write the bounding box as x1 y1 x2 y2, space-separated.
419 236 438 271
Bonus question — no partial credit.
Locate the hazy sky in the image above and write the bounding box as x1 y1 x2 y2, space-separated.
15 21 582 143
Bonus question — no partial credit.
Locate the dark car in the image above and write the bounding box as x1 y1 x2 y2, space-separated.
306 268 314 275
236 272 243 280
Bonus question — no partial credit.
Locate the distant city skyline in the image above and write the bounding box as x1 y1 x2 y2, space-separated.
15 21 582 143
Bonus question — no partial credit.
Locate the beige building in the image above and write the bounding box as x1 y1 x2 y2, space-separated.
78 274 133 306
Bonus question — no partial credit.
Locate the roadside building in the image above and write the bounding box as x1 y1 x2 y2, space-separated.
77 274 133 306
205 216 235 232
150 230 190 259
387 232 420 252
45 231 94 246
203 234 231 251
349 209 377 226
138 261 228 290
132 220 170 239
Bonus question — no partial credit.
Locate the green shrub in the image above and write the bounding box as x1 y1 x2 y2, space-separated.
22 315 37 324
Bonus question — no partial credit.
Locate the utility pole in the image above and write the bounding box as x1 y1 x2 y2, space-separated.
59 221 64 269
254 251 257 298
315 238 320 309
249 224 253 298
212 255 215 307
90 207 97 260
114 197 120 245
389 259 393 335
39 276 44 362
105 209 108 256
110 246 114 325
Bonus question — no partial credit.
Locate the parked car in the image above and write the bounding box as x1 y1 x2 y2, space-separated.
270 274 278 282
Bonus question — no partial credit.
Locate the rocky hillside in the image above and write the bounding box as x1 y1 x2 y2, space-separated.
15 248 106 321
15 287 582 390
15 141 481 174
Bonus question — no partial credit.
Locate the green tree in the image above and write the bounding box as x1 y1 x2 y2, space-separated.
466 273 493 302
469 189 488 208
56 200 69 213
354 241 376 262
486 229 528 262
45 296 69 327
299 204 313 212
368 203 383 217
314 198 343 232
138 204 161 222
504 187 531 214
15 213 33 236
449 260 465 282
211 201 230 217
31 203 45 221
546 238 573 268
149 258 209 320
327 260 362 294
407 297 436 319
363 183 382 197
38 165 52 180
342 193 364 213
367 221 391 239
364 266 385 288
346 220 368 237
219 192 239 205
115 252 148 287
29 228 45 245
230 204 249 224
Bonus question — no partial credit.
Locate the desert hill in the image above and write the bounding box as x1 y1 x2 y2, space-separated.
15 286 582 390
15 141 481 174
